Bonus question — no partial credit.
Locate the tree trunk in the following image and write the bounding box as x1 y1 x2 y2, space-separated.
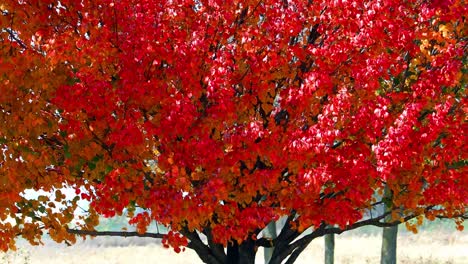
227 239 256 264
324 233 335 264
380 225 398 264
264 221 277 263
380 185 398 264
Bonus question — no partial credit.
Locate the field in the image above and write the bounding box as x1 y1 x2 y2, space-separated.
2 228 467 264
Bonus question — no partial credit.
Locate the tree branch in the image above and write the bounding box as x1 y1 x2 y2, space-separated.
269 205 450 264
269 223 326 264
202 227 227 263
267 212 304 264
4 28 28 49
284 212 420 257
262 211 297 248
284 242 308 264
66 228 165 239
180 227 224 264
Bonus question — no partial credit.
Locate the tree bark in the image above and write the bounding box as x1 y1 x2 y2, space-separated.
227 238 256 264
324 233 335 264
227 241 240 264
381 225 398 264
380 185 398 264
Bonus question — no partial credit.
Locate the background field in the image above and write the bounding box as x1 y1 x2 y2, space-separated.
2 219 467 264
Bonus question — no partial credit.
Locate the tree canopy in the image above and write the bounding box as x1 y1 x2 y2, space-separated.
0 1 466 263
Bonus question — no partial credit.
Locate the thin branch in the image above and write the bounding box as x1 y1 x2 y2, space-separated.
5 28 28 49
66 228 165 239
436 214 468 220
370 200 385 207
84 120 114 155
76 204 89 214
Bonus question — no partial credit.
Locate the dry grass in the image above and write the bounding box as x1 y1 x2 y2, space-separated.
1 231 466 264
293 230 467 264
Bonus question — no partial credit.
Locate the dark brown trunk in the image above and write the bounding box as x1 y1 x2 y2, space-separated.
226 239 256 264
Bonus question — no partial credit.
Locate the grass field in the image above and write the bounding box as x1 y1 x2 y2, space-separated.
2 229 467 264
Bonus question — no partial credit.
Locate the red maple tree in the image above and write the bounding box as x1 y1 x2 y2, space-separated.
0 1 466 263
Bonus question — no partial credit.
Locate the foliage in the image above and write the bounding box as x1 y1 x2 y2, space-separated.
0 1 466 263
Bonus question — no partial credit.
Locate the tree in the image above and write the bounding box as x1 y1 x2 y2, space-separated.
380 186 398 264
1 1 466 263
324 233 335 264
381 225 398 264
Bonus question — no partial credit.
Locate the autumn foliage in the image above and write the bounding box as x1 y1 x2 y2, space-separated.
0 0 467 263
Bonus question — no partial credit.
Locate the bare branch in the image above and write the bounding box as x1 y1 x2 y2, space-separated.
4 28 28 49
66 228 165 239
284 243 308 264
180 227 224 264
202 227 227 263
269 206 448 264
